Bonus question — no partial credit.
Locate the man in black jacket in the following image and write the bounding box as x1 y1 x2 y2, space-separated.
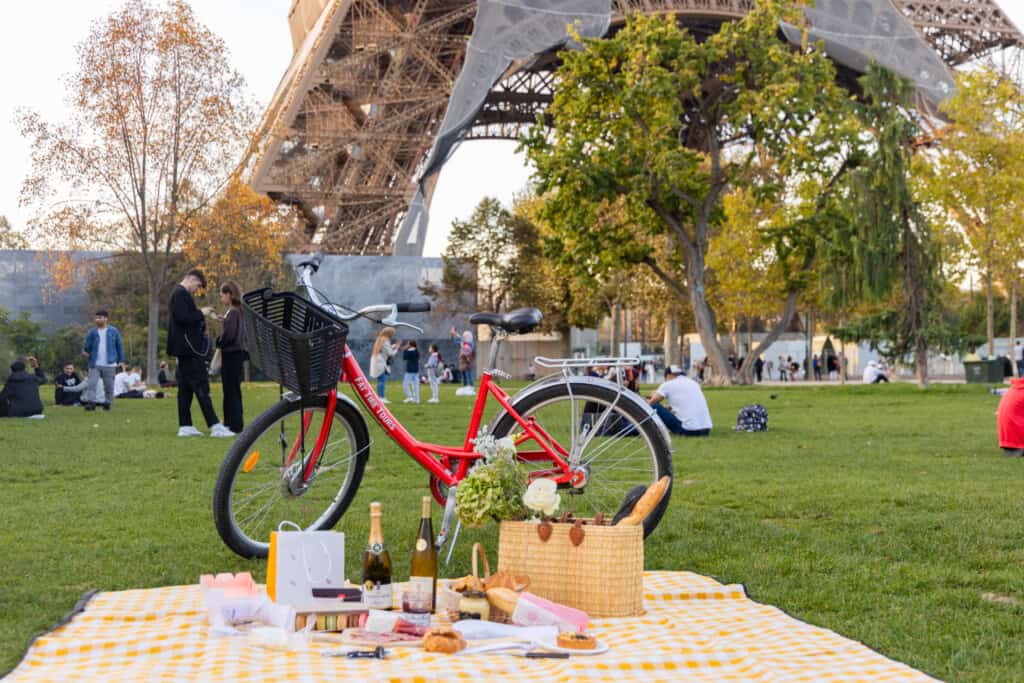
0 357 46 418
54 361 84 406
167 268 234 438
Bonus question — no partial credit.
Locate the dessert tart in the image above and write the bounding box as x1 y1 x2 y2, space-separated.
556 632 597 650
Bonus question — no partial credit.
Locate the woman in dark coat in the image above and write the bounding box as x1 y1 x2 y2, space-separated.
216 281 246 434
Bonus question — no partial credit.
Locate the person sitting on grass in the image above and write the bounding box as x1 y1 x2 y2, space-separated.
54 361 84 406
862 360 889 384
648 365 712 437
0 357 46 418
157 360 177 388
114 364 149 399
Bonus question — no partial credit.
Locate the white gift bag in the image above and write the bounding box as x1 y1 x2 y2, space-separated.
267 522 347 612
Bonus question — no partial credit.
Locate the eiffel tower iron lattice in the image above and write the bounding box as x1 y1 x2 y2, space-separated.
248 0 1023 257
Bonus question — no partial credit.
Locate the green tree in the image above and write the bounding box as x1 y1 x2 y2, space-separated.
439 198 519 313
824 66 969 386
37 325 90 375
0 311 45 359
920 68 1024 356
522 5 856 384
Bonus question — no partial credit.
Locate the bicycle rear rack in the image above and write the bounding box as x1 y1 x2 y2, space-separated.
534 356 640 369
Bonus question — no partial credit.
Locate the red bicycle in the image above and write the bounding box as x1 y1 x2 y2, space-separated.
213 255 673 558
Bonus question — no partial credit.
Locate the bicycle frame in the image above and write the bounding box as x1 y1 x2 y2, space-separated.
282 345 581 503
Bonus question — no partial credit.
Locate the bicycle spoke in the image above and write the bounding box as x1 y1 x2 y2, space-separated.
504 388 667 527
233 479 282 510
225 405 361 548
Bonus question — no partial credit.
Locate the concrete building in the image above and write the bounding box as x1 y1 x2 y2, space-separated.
0 250 104 332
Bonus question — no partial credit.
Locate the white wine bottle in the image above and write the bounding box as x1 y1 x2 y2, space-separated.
408 496 438 612
361 501 393 609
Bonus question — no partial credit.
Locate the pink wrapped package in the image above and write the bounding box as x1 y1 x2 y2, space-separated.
510 592 589 633
199 572 259 599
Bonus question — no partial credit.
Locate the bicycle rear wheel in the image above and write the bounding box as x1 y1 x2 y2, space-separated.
213 394 369 558
491 380 673 538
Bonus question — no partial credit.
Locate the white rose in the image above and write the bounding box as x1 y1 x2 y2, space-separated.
496 436 517 458
522 478 561 517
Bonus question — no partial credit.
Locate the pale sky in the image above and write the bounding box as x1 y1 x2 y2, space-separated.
2 1 1022 257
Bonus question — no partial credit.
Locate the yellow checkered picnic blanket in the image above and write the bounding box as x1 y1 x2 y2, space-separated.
7 571 937 682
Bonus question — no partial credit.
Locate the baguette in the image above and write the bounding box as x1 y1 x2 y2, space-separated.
616 476 670 526
485 587 520 614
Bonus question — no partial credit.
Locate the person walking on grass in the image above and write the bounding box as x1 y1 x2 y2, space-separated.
425 343 441 403
167 268 233 438
401 339 421 403
81 309 124 411
215 280 246 434
369 327 398 404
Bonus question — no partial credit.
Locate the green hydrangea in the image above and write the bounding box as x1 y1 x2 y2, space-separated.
455 453 528 527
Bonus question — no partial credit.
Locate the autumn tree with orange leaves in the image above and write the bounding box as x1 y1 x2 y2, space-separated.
18 0 261 382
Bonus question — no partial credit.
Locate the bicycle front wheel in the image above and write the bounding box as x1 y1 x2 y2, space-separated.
213 394 369 558
491 380 673 538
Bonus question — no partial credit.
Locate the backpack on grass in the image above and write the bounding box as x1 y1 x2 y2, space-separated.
734 404 768 432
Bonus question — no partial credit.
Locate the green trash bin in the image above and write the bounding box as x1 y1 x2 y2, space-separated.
964 359 1004 383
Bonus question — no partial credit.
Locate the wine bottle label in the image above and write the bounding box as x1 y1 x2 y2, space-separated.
367 542 385 555
415 538 428 552
363 581 392 609
408 575 435 594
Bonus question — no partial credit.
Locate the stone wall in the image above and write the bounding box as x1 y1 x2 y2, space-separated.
0 250 105 332
285 254 476 377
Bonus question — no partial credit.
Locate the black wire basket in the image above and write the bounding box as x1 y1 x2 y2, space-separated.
242 288 349 397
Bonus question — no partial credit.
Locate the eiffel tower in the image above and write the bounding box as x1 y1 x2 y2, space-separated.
248 0 1022 256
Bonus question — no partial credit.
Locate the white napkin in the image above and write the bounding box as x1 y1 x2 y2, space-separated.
453 620 558 642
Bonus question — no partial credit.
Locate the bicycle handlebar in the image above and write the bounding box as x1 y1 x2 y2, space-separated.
295 259 426 332
296 251 324 273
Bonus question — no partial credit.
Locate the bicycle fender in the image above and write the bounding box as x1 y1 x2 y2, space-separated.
488 376 674 453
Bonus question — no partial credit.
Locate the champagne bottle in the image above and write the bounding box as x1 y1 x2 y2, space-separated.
408 496 438 611
361 501 393 609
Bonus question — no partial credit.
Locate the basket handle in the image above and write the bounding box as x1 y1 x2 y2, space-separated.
471 542 492 590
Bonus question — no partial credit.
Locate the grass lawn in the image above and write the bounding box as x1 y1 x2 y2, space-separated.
1 380 1022 680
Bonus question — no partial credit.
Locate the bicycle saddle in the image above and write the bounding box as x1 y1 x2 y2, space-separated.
469 307 542 334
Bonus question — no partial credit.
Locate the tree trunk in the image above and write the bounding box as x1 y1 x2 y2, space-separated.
915 334 928 388
687 273 734 384
664 313 679 367
805 310 813 382
730 319 738 361
146 283 161 384
739 288 800 383
611 304 621 357
624 308 633 352
986 267 995 357
1012 280 1018 377
838 312 847 385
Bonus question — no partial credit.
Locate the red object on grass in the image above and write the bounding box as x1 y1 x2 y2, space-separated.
997 379 1024 449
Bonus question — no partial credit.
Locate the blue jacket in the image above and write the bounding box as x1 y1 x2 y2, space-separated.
83 326 125 369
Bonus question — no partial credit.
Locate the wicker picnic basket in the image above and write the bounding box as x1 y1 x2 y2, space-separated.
497 520 644 617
